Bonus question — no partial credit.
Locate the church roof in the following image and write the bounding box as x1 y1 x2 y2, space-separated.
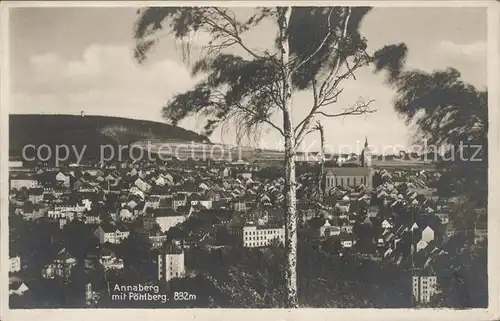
325 167 371 177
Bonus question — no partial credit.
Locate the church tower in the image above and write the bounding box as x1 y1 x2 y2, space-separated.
361 137 372 167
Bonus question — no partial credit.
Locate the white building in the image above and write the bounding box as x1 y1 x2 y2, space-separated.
9 160 23 168
421 226 435 243
413 274 438 304
319 220 341 237
94 226 130 244
158 250 185 282
416 239 428 252
9 282 29 296
10 177 38 190
100 249 124 270
9 255 21 272
190 199 213 209
156 212 189 232
55 172 71 187
341 239 353 248
381 219 393 229
236 225 285 248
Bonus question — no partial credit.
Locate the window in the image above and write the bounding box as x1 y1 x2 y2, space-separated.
347 178 350 186
340 178 344 186
353 177 356 186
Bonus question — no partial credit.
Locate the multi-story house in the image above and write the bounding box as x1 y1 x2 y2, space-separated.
149 234 168 249
85 212 101 225
172 194 187 211
94 225 130 244
9 255 21 272
48 210 69 220
10 176 38 190
99 248 124 270
190 195 213 209
413 271 438 304
143 196 161 212
319 220 341 237
41 248 77 280
55 172 71 188
232 224 285 248
157 249 185 282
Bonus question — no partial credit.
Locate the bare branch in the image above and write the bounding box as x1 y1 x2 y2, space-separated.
305 126 318 137
202 38 239 56
212 89 285 136
233 101 285 136
294 7 355 146
204 7 268 61
319 88 343 106
318 7 352 99
315 99 376 118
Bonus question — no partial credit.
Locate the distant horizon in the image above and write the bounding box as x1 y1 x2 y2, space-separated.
9 113 456 156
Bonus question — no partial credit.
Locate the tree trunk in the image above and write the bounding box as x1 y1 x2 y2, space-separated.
278 7 298 309
317 122 325 202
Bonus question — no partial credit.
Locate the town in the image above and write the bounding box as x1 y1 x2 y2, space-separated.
8 138 488 308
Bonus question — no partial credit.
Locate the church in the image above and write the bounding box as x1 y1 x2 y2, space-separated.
323 138 373 193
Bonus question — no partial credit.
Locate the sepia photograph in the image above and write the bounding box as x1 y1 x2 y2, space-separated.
1 0 497 317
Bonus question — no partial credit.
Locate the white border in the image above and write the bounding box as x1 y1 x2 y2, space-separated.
1 1 499 321
0 0 496 7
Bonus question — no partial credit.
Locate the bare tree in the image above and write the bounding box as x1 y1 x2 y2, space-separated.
134 6 406 308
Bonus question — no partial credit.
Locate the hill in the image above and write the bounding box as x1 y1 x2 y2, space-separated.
9 114 209 163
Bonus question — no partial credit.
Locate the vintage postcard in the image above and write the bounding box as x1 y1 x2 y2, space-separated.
1 1 499 320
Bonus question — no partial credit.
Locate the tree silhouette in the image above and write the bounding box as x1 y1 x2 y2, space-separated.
134 6 407 307
375 65 487 202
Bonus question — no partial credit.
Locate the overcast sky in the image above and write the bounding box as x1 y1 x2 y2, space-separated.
9 6 487 153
